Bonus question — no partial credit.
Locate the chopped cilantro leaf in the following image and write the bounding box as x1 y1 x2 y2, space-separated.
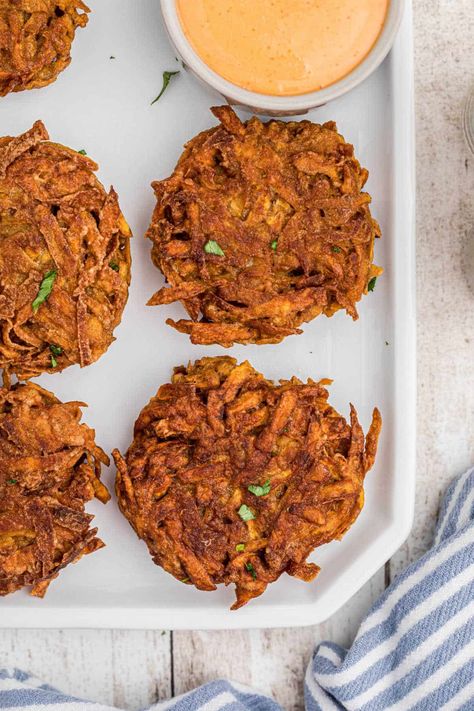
151 70 180 105
32 270 57 313
50 354 57 368
109 261 119 271
77 149 87 155
245 562 257 580
270 240 278 250
204 240 225 256
332 246 342 253
248 479 271 497
49 344 62 356
235 543 246 552
6 479 17 485
238 504 255 522
368 276 377 292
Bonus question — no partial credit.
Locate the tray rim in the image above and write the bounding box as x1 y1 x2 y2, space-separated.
0 0 416 630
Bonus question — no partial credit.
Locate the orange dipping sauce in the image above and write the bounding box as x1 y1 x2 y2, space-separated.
176 0 389 96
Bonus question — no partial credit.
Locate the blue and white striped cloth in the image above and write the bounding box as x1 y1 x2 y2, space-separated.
2 467 474 711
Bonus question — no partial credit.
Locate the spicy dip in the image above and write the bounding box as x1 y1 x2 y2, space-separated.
176 0 390 97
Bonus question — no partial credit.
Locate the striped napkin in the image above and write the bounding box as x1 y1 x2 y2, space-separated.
1 467 473 711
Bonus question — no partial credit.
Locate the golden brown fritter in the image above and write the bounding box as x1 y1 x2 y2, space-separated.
0 121 132 381
146 106 382 346
0 381 109 597
113 356 381 609
0 0 89 96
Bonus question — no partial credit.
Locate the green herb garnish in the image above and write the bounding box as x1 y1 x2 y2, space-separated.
238 504 255 522
151 70 180 105
368 276 377 292
32 270 57 313
270 240 278 250
204 240 225 256
6 479 17 485
181 577 190 583
248 479 271 497
50 344 61 367
77 149 87 155
332 246 342 253
245 562 257 580
235 543 246 553
109 261 119 272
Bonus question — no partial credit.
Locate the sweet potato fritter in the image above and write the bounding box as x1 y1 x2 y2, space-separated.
113 357 381 609
0 381 109 597
147 106 382 346
0 121 131 381
0 0 89 96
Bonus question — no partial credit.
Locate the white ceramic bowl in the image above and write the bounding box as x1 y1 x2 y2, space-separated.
161 0 405 115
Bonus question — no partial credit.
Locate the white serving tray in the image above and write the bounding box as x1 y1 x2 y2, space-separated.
0 0 415 629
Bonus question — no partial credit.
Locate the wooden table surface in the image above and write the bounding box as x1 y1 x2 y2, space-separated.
1 2 473 709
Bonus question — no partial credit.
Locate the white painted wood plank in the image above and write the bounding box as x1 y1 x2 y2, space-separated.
0 629 171 709
110 630 172 708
